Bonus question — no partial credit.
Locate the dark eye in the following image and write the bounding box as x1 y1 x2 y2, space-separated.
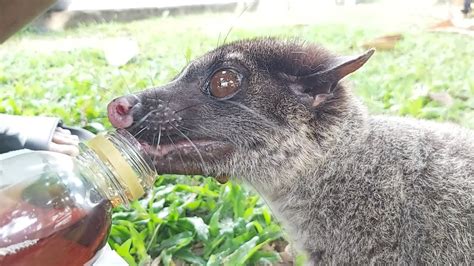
209 69 242 98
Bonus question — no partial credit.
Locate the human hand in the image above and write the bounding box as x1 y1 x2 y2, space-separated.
48 127 80 156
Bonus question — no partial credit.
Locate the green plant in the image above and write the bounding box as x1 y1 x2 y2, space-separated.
109 175 284 265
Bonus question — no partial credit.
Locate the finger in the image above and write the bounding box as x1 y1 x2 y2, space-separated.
55 129 80 142
52 132 80 145
48 142 80 157
56 127 72 135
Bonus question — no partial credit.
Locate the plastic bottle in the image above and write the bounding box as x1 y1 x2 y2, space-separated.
0 129 156 266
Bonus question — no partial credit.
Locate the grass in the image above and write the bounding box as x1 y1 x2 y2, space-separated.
1 11 473 265
110 175 284 266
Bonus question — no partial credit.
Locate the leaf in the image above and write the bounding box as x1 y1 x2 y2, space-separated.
203 235 226 258
112 211 138 221
112 239 137 266
120 220 148 260
182 217 209 241
153 184 175 199
295 253 309 266
229 183 245 219
146 223 161 251
231 218 248 235
243 196 259 221
174 249 206 266
243 207 254 220
219 217 237 236
262 208 272 225
230 233 255 252
167 203 181 222
244 236 281 263
206 249 233 266
157 231 194 252
175 184 219 197
207 255 219 266
260 224 283 241
184 199 202 210
160 249 173 266
249 220 264 234
248 250 281 265
157 207 171 220
131 200 149 216
209 205 222 237
222 236 259 266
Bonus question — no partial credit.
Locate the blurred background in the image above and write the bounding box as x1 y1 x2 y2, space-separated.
0 0 473 265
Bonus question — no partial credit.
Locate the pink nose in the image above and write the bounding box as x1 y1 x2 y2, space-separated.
107 97 134 128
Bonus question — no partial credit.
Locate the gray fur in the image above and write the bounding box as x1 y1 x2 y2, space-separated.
234 101 473 264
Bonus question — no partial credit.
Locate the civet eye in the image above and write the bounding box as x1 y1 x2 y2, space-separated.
209 69 242 98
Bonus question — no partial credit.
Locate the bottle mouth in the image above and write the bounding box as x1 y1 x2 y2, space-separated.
114 129 156 179
108 129 157 194
86 129 156 203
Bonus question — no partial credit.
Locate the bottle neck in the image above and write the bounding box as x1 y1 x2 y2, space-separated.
76 130 156 207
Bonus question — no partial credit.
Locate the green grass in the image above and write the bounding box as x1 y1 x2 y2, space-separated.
110 175 284 266
1 12 473 265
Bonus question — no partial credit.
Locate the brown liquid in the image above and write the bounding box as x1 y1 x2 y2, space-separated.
0 174 112 266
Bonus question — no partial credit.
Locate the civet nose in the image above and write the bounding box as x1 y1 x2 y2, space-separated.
107 96 135 129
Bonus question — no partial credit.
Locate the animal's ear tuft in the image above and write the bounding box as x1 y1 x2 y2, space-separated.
288 49 375 108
